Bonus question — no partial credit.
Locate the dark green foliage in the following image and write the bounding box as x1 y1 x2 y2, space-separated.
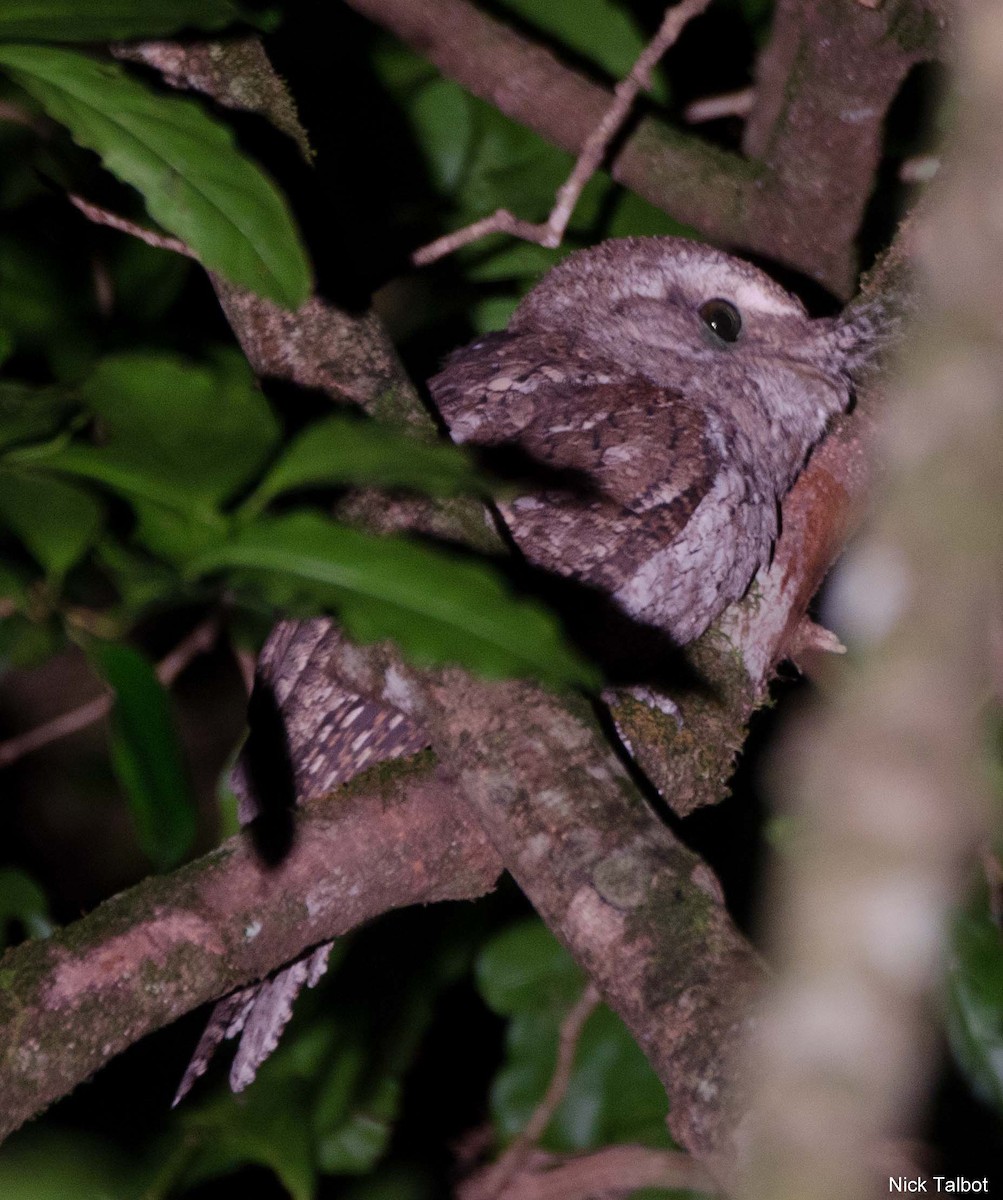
0 348 594 686
0 1129 143 1199
0 867 55 946
0 1 250 42
192 513 597 687
0 469 103 582
0 334 594 902
477 919 675 1153
0 46 311 308
243 414 491 514
947 891 1003 1116
89 640 197 871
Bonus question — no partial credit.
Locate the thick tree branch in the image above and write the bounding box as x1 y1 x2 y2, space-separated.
322 631 763 1184
344 0 940 293
0 764 501 1140
342 0 764 267
20 81 771 1171
208 245 912 1183
411 0 713 266
210 270 772 1174
742 0 939 296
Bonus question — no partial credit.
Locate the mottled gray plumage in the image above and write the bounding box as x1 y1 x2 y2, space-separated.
434 236 857 642
177 236 867 1101
172 619 427 1106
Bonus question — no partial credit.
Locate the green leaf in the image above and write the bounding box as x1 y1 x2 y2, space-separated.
0 236 93 373
108 235 192 326
0 866 55 945
180 1079 317 1200
0 380 78 452
0 469 103 579
0 1130 140 1200
170 918 479 1194
477 919 673 1152
310 921 473 1176
14 352 280 549
946 896 1003 1115
337 1165 436 1200
0 0 244 41
190 511 599 688
0 561 29 612
0 46 311 307
464 240 562 285
89 640 197 871
0 614 64 670
244 414 488 515
408 77 475 194
477 917 584 1017
18 444 223 528
470 295 521 334
84 351 279 503
316 1067 399 1175
460 97 611 232
462 109 573 226
555 1006 674 1151
130 499 231 563
93 537 188 621
606 190 698 241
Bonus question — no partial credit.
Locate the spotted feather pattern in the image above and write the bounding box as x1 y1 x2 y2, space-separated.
179 236 865 1097
431 329 779 643
174 620 427 1103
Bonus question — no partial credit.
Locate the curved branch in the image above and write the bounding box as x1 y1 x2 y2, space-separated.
741 0 939 295
344 0 938 294
342 0 765 266
0 763 501 1140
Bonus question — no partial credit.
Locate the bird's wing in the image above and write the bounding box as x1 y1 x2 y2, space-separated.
174 620 428 1104
431 337 722 598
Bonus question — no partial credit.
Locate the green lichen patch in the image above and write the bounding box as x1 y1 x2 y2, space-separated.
630 865 722 1009
314 746 439 809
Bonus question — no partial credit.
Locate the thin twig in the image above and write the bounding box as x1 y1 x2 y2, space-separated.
683 85 755 124
156 619 219 683
0 619 218 769
0 100 50 134
484 1145 718 1200
461 983 601 1200
233 645 257 696
69 194 197 259
411 0 712 267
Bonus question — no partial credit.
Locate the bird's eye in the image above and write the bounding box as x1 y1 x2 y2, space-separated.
699 298 742 343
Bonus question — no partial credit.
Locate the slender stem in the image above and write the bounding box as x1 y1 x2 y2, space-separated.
411 0 712 267
0 618 218 769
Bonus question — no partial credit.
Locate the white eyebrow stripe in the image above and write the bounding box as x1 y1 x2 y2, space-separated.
715 277 805 318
